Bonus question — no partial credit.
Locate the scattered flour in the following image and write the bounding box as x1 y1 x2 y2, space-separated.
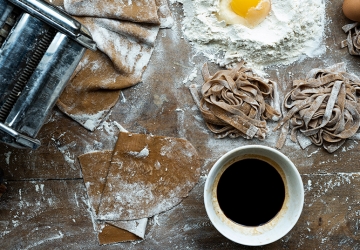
182 68 198 84
4 151 11 165
128 146 150 158
23 231 64 250
55 141 77 170
68 110 109 131
178 0 326 71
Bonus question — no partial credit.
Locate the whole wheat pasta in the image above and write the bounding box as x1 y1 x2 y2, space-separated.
274 63 360 153
341 22 360 56
192 61 281 140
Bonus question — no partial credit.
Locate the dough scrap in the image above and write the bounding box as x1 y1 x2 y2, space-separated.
191 62 281 139
97 223 141 245
274 63 360 153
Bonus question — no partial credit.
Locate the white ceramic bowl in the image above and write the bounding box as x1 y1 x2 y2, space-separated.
204 145 304 246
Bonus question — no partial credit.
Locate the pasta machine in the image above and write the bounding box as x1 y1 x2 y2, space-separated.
0 0 96 149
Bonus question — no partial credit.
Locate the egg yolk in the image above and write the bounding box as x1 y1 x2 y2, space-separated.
217 0 271 28
231 0 260 18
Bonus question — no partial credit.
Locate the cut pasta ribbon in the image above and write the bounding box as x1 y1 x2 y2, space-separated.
190 62 281 140
274 63 360 153
341 22 360 55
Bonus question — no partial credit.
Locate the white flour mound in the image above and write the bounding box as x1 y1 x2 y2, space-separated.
178 0 326 71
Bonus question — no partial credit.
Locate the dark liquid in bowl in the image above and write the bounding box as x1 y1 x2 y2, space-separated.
217 158 285 226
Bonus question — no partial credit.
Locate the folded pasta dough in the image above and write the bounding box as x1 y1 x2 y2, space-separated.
97 132 201 221
97 223 141 244
64 0 160 24
57 17 159 130
78 132 201 243
56 0 173 130
78 150 148 244
78 17 158 76
56 50 123 131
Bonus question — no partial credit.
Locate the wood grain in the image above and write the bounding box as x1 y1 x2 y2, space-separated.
1 0 360 249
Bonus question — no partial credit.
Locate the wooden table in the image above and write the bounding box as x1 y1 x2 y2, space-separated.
1 1 360 248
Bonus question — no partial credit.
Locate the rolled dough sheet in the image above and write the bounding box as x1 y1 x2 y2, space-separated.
57 50 122 131
78 132 200 243
77 17 159 76
97 132 201 220
57 0 173 130
79 150 148 244
79 150 112 214
56 18 159 131
64 0 160 24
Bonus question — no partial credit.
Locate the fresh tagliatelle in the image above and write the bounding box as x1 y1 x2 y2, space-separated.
190 61 281 140
274 63 360 153
341 22 360 55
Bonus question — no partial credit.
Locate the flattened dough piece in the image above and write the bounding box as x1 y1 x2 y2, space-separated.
97 218 148 244
78 151 148 244
97 132 201 220
57 50 122 131
78 150 112 214
64 0 160 24
57 0 173 130
98 223 141 245
78 17 158 76
57 18 159 130
107 218 148 239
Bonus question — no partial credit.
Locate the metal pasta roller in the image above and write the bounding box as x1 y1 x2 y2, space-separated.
0 0 96 149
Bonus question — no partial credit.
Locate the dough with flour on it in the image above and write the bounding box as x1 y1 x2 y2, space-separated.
78 150 112 214
55 0 173 130
76 17 159 76
64 0 160 24
96 132 201 221
78 132 201 243
79 150 149 244
57 18 160 130
57 50 122 131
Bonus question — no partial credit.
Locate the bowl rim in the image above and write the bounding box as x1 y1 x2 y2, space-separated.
203 145 304 246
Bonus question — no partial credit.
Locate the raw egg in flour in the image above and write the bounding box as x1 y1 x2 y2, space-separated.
343 0 360 22
217 0 271 28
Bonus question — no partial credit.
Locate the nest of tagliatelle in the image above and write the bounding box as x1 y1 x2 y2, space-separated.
190 61 281 140
341 22 360 56
274 63 360 153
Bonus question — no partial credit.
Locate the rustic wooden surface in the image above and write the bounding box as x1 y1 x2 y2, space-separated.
2 0 360 249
